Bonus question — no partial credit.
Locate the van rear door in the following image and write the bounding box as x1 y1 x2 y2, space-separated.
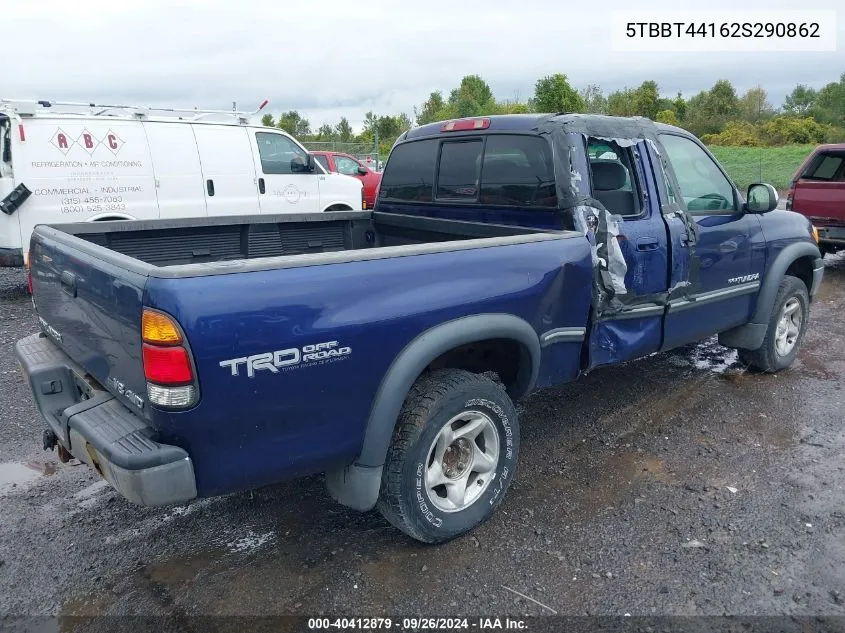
14 118 157 257
0 114 23 265
191 124 260 216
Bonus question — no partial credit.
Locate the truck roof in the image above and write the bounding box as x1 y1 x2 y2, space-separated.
402 113 691 142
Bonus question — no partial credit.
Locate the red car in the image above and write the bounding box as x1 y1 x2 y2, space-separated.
787 144 845 255
311 151 382 209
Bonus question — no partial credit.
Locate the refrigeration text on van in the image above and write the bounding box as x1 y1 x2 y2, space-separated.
31 160 143 168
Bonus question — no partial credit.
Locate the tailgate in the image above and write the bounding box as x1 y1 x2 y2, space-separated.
28 226 151 420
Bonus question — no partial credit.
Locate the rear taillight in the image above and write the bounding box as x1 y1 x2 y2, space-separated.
143 344 193 383
786 187 795 211
141 308 198 408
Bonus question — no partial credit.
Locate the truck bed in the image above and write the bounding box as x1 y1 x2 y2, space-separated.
47 211 548 269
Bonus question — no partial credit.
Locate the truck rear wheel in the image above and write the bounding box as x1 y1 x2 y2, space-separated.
739 275 809 373
377 368 519 543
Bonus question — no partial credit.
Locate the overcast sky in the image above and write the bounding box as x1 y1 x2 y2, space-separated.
6 0 843 132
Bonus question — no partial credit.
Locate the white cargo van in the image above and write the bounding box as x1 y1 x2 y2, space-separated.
0 99 363 266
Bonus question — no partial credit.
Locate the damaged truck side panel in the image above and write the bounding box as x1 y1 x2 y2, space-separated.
17 113 824 544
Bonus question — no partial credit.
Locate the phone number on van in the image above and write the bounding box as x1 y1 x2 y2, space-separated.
61 196 126 214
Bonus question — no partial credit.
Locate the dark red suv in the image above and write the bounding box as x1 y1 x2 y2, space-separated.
311 151 382 209
787 144 845 255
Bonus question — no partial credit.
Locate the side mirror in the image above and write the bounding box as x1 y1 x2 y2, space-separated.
746 183 778 213
306 154 317 172
357 166 368 176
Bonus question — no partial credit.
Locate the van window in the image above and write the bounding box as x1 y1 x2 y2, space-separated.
380 135 556 207
802 153 845 181
255 132 310 175
379 139 438 202
313 154 330 172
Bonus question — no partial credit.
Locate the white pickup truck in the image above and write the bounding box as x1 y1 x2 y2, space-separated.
0 99 364 266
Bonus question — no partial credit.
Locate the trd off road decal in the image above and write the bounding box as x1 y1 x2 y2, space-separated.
219 340 351 378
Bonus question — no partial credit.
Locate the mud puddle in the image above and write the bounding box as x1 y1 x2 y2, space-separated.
0 460 61 494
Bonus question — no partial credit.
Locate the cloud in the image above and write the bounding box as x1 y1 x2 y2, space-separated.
4 0 843 131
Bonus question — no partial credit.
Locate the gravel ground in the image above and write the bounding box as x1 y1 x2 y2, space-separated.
1 261 844 625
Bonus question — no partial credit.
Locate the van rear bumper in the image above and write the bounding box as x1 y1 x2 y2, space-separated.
0 247 23 267
15 332 197 506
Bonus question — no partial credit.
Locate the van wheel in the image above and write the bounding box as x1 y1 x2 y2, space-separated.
739 275 809 373
377 369 519 544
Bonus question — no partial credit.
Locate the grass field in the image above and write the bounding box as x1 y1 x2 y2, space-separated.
710 144 815 192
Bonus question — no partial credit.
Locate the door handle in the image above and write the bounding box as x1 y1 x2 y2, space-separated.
258 178 265 194
60 270 77 297
636 237 660 252
206 179 215 196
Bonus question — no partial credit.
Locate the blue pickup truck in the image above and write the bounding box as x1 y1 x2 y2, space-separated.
16 114 823 543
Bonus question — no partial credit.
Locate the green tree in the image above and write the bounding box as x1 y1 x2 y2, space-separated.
673 92 687 121
335 117 353 143
682 81 739 137
738 86 774 123
705 79 739 119
260 113 275 127
632 80 660 119
783 84 818 116
533 73 584 113
396 113 413 132
498 101 531 114
579 84 607 114
655 109 679 126
607 88 636 116
415 91 450 125
448 75 497 118
315 124 335 140
760 116 829 145
701 121 761 146
811 73 845 125
276 110 311 137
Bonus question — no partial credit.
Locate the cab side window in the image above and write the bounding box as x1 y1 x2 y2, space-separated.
587 138 642 217
334 155 362 176
802 152 845 181
255 132 310 175
658 134 736 212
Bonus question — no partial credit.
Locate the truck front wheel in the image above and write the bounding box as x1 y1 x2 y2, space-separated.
739 275 809 372
377 368 519 543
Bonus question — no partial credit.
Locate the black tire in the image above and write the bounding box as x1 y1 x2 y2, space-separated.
377 368 519 544
739 275 809 373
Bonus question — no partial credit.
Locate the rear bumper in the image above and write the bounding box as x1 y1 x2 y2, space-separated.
15 332 197 506
0 247 23 267
816 225 845 247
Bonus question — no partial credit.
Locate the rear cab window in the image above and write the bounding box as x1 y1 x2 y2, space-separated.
801 151 845 182
379 134 556 208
